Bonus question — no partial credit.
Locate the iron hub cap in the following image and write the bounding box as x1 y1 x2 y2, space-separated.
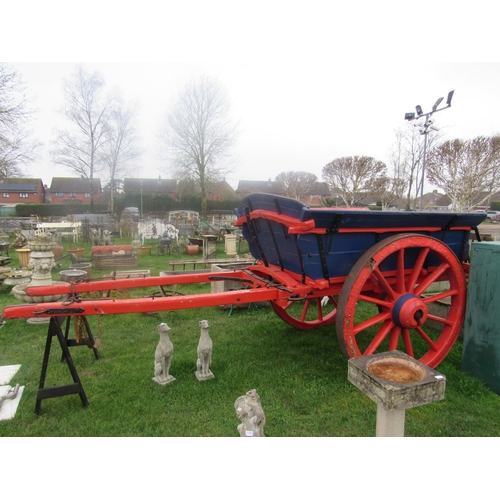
392 293 428 329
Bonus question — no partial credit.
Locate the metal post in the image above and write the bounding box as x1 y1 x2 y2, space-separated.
405 91 454 211
140 180 143 219
419 117 430 211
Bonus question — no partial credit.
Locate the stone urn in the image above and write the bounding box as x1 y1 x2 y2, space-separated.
12 232 65 324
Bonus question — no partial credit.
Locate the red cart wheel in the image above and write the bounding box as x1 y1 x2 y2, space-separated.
336 233 466 368
271 295 338 330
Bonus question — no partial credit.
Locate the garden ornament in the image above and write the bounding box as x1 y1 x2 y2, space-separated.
152 322 175 385
234 389 266 437
195 319 214 381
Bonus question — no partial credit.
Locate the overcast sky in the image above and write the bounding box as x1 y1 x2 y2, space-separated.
9 61 500 192
4 1 499 194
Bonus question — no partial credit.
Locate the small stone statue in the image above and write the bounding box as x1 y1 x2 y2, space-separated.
195 319 214 381
12 229 28 248
152 323 175 385
234 389 266 437
91 229 100 246
103 230 111 246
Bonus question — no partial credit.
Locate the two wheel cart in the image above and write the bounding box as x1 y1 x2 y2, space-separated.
1 194 485 410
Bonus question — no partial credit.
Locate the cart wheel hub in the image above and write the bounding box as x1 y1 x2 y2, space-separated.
392 293 428 329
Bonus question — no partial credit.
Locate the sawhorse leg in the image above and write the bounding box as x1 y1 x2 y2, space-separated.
36 316 97 415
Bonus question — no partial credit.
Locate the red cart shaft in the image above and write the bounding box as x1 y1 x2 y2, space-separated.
2 286 286 319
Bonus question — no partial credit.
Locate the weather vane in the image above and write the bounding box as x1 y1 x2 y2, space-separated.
404 90 454 210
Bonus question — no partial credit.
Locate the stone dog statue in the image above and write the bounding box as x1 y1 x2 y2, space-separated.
91 228 100 246
195 319 214 381
234 389 266 437
103 229 111 246
152 323 175 385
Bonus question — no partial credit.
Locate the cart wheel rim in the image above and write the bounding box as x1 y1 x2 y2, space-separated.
271 295 338 330
336 233 466 368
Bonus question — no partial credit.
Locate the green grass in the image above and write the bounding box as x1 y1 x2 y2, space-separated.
1 237 500 437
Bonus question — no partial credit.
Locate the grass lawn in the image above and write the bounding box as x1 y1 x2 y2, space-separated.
1 236 500 437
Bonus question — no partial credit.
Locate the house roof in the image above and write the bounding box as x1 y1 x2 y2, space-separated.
305 182 331 197
123 177 177 193
435 191 500 208
0 178 43 192
50 177 102 193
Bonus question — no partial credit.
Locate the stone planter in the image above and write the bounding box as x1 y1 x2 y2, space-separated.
70 262 92 279
186 244 200 256
137 245 151 256
60 269 87 283
12 282 65 304
4 270 33 287
68 247 84 259
52 245 64 260
15 248 32 268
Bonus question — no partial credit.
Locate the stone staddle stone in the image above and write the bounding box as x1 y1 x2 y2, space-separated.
348 351 446 412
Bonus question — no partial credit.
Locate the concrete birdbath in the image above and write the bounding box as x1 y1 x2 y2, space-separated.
348 350 446 437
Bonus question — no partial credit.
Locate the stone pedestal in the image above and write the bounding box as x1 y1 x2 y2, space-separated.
12 236 65 325
348 351 446 437
224 234 237 256
202 235 218 260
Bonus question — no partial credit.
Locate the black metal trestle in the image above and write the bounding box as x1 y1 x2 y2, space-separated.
35 316 100 415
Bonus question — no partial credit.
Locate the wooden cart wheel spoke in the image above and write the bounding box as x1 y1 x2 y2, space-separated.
271 294 338 330
406 247 431 291
336 233 466 368
401 328 414 357
423 289 458 304
414 262 450 295
426 314 454 327
358 293 392 309
353 311 392 335
316 298 324 322
372 267 398 300
299 299 312 322
388 326 402 351
363 320 396 356
396 249 406 294
414 326 438 350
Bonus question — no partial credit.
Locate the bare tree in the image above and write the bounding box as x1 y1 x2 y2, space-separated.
322 156 387 207
102 97 142 214
0 63 40 177
158 75 239 217
275 171 317 200
51 66 114 211
426 136 500 211
370 175 408 210
389 122 442 210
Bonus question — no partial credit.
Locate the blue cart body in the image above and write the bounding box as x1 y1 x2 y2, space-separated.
235 193 486 282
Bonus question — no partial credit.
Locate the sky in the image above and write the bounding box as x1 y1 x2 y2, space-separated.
3 1 500 194
8 61 500 193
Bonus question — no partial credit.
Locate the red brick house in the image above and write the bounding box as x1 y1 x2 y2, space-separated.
206 180 238 202
0 178 46 205
48 177 102 204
